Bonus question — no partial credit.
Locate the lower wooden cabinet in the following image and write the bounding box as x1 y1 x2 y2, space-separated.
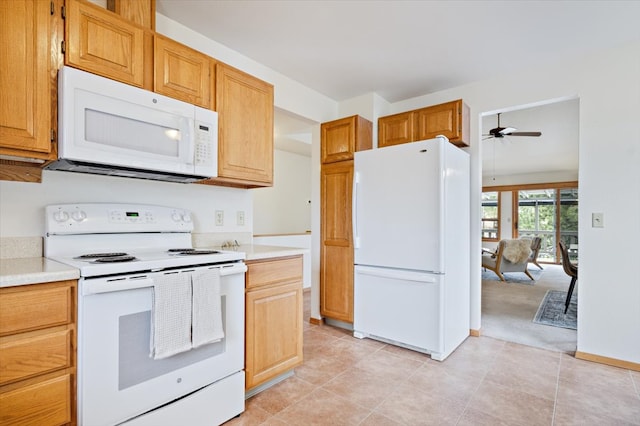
320 160 355 323
0 280 77 426
245 256 303 391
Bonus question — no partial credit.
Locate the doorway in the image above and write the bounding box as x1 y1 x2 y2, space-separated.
479 99 579 353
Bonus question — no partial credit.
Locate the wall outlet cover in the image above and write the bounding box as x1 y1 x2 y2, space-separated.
215 210 224 226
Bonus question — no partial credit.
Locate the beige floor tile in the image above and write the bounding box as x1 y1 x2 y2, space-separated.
223 398 273 425
406 362 482 405
484 344 560 401
553 401 640 426
468 380 555 425
322 366 404 409
294 351 353 386
359 412 403 426
249 375 317 415
456 407 514 426
273 388 372 425
556 376 640 424
374 382 467 425
354 348 424 382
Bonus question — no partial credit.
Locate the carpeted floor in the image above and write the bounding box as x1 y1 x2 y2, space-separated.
481 264 578 353
481 267 543 284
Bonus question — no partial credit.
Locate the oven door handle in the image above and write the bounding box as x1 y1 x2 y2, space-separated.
218 263 247 276
83 277 155 295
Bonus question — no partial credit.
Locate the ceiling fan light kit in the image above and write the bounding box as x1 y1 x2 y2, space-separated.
484 113 542 139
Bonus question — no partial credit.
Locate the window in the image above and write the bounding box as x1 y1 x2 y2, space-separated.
481 191 500 241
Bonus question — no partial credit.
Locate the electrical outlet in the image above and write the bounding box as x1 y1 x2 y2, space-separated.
215 210 224 226
236 211 245 226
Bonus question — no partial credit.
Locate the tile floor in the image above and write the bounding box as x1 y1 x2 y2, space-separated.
226 291 640 426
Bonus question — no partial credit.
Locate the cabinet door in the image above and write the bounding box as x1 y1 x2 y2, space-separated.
321 115 372 164
154 34 213 109
110 0 155 29
0 0 57 158
378 111 414 148
415 99 469 146
214 63 274 186
245 282 303 390
66 0 145 87
320 161 354 322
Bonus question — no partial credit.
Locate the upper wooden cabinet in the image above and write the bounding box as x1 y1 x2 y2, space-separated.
0 0 61 169
108 0 156 29
377 111 415 148
154 34 214 109
207 63 274 187
321 115 373 164
378 99 470 148
65 0 151 89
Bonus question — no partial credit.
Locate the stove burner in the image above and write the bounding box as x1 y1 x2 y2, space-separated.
167 248 195 252
170 249 221 255
75 252 129 259
92 255 138 263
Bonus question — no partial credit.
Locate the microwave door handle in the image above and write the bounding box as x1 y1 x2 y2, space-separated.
182 117 194 165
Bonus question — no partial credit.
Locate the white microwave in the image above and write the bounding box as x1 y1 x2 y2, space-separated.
46 66 218 183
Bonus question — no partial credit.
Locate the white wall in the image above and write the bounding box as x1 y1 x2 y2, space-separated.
386 41 640 364
253 149 311 235
0 170 252 239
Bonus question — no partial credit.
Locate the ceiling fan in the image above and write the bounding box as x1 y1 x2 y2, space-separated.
483 113 542 140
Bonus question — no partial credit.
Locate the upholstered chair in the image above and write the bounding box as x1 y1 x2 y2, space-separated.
482 239 534 282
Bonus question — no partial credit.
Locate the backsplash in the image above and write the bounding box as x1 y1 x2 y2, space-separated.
0 237 43 259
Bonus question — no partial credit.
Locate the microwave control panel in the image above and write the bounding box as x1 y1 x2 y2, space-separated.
195 121 214 167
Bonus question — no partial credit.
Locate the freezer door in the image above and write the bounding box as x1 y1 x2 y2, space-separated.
353 265 441 353
353 138 444 272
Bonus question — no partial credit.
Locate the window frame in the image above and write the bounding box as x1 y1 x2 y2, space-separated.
481 191 501 242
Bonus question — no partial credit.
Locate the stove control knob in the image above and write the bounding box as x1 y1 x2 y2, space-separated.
171 212 182 222
71 210 87 222
182 213 192 223
53 210 69 222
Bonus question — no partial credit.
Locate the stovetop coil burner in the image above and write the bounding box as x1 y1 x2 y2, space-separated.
75 252 129 259
167 249 221 255
92 255 138 263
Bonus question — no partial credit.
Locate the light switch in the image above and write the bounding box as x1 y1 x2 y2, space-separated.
592 212 604 228
236 211 245 226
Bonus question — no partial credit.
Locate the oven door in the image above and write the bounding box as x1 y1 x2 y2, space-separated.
77 263 245 426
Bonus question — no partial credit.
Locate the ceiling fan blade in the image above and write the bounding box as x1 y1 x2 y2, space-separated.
499 127 518 135
509 131 542 137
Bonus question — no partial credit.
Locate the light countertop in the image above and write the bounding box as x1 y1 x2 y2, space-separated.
0 257 80 288
215 244 308 261
0 245 307 288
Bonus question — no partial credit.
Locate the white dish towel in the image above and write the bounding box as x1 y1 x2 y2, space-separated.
150 272 193 360
191 268 225 348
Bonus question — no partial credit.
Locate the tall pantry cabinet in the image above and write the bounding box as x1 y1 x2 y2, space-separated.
320 116 372 323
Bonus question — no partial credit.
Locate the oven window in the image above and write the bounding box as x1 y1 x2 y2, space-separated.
118 297 226 390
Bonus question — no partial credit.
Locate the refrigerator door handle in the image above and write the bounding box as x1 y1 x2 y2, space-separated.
355 265 439 283
353 171 360 249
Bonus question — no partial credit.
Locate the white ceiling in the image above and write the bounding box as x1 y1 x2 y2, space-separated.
156 1 638 170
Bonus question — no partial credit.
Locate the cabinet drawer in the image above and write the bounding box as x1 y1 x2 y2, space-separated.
0 374 71 426
0 285 72 336
246 256 302 290
0 330 72 386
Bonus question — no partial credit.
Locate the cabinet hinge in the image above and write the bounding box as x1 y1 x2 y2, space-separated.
61 5 66 20
51 129 55 142
61 40 66 54
50 1 55 15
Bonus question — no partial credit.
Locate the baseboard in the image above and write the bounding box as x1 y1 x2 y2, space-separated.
309 317 323 325
575 351 640 372
470 328 481 337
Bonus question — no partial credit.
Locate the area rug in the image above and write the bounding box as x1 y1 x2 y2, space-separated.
481 268 543 284
533 290 577 330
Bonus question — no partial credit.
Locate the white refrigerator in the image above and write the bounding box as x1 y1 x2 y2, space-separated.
352 136 470 361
